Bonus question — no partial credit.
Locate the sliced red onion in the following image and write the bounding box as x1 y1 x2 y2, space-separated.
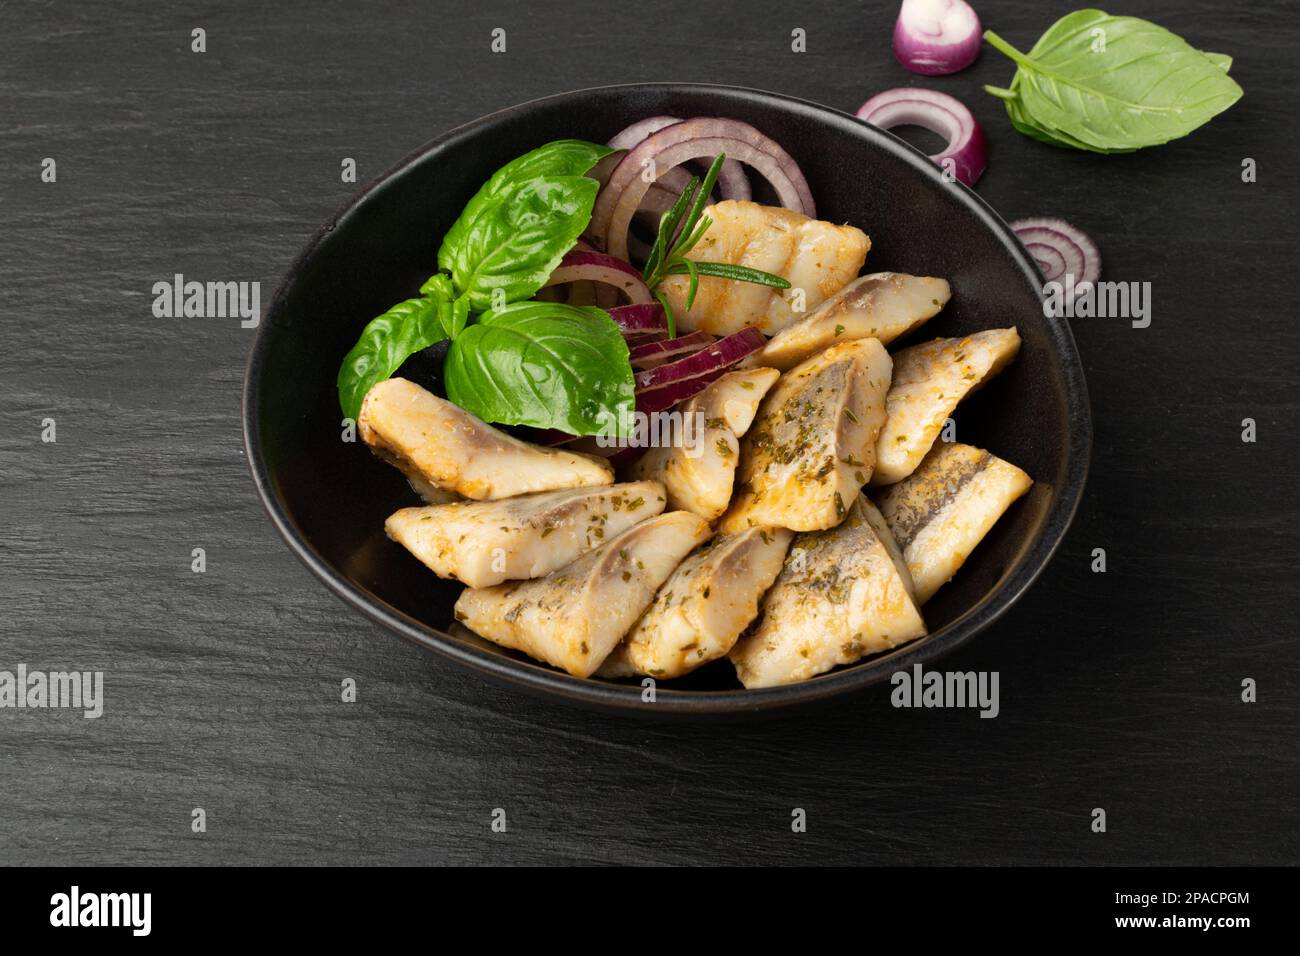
628 330 716 369
590 118 814 260
856 88 987 187
607 303 667 339
633 328 765 411
893 0 982 75
608 116 682 150
1009 217 1102 287
542 250 654 304
637 366 732 414
608 117 752 203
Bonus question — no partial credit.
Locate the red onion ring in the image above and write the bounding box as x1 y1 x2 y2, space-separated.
634 325 764 392
856 88 987 187
893 0 982 76
628 330 716 369
590 118 815 260
1009 217 1102 287
608 117 752 203
607 303 668 340
541 250 654 304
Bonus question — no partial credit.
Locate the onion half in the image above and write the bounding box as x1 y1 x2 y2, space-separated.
893 0 982 76
856 88 988 187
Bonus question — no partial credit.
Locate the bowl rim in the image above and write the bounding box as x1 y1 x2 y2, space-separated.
242 81 1092 717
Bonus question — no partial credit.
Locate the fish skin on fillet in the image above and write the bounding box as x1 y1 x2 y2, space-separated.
871 328 1021 486
757 272 951 372
628 368 780 523
875 442 1032 604
385 481 666 589
453 511 712 678
729 495 925 688
359 378 613 500
720 338 892 533
599 526 794 679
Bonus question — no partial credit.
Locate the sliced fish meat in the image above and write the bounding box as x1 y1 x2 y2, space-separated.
453 511 712 677
875 442 1032 604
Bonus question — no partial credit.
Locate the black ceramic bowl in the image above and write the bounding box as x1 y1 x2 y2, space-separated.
243 83 1090 717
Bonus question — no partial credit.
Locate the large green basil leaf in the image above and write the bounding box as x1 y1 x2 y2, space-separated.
441 175 600 312
337 296 447 420
989 11 1242 150
443 301 633 436
438 140 612 311
1002 72 1137 154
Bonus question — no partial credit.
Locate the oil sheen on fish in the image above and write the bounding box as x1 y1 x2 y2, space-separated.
875 442 1032 604
453 511 712 678
359 377 613 500
729 495 925 688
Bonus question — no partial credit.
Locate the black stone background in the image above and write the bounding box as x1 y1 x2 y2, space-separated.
1 0 1295 864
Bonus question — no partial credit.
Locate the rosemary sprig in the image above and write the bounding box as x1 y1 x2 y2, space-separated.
641 153 791 337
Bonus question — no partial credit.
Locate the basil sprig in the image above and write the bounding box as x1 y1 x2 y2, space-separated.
337 139 636 435
640 153 790 336
983 11 1242 153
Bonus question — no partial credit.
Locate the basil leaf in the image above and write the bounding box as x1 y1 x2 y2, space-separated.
438 140 612 311
440 175 600 312
986 12 1242 151
443 301 634 437
999 73 1137 155
1201 51 1232 73
337 296 448 420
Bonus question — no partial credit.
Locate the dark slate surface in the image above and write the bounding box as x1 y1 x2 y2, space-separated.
1 0 1295 865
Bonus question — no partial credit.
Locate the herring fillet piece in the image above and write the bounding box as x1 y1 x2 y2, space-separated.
602 527 794 679
757 272 952 371
628 368 780 522
359 377 613 500
385 481 666 588
871 328 1021 486
876 442 1032 604
660 201 870 336
719 338 891 533
453 511 712 678
729 495 925 688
